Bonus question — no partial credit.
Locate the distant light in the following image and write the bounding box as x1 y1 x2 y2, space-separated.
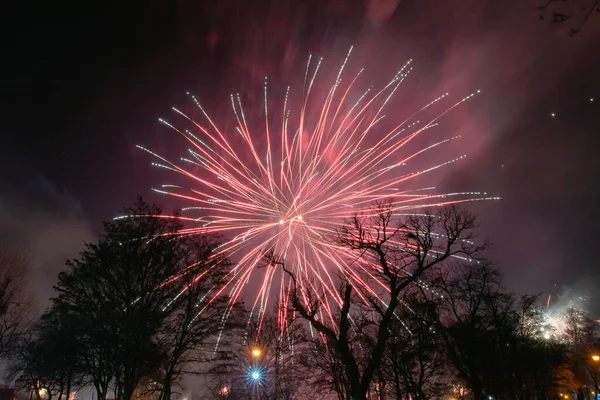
297 215 303 220
279 220 284 224
251 371 261 380
543 333 550 340
591 98 594 103
592 354 600 361
251 348 262 358
550 113 556 117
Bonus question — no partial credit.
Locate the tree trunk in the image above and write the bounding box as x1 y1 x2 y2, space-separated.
123 365 142 400
94 381 108 400
160 364 176 400
123 382 136 400
160 378 172 400
114 368 123 400
122 364 139 400
58 376 65 400
98 381 109 400
65 371 72 400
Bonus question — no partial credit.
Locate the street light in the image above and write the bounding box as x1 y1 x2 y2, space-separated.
251 347 262 358
592 354 600 362
250 370 261 381
219 386 230 396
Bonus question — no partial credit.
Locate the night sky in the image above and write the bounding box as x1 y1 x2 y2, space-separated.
2 0 600 314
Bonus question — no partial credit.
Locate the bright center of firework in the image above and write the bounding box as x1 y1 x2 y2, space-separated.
278 215 303 225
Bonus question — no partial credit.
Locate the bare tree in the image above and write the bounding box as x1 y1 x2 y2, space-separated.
562 307 600 397
0 245 34 358
268 202 483 400
429 262 570 400
8 305 85 400
538 0 600 35
153 236 233 400
429 262 505 400
300 338 352 400
380 291 450 399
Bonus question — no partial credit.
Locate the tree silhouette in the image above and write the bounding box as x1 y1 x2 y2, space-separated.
0 246 34 359
52 197 232 400
538 0 600 35
268 203 483 400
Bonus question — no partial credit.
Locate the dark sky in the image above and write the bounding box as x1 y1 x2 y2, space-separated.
1 0 599 313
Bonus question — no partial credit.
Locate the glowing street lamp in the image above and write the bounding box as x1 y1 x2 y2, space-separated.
251 347 262 358
250 370 261 381
592 354 600 362
219 386 230 396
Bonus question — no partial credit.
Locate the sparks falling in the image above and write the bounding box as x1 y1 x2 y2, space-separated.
137 48 498 332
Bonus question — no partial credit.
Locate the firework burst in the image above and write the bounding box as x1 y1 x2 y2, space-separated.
137 48 498 332
538 294 592 343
